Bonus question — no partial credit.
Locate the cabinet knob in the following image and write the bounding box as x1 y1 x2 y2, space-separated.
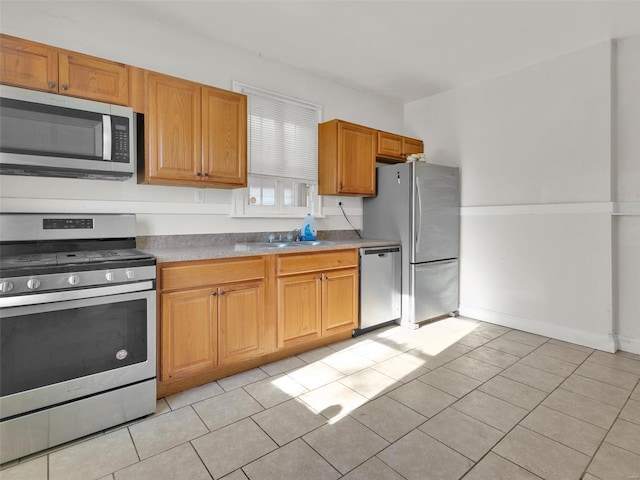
196 172 202 177
48 81 56 89
203 173 209 177
219 290 226 295
61 84 69 91
212 291 217 296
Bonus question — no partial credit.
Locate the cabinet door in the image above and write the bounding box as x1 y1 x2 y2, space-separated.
147 72 202 183
58 52 129 105
377 131 404 160
277 272 322 348
161 288 217 381
403 137 424 156
202 86 247 186
322 268 358 336
218 281 265 365
338 122 376 195
0 34 58 92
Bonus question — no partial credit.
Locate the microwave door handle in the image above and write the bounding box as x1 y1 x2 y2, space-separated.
102 115 112 160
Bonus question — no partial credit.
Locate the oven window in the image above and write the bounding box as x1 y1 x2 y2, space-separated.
0 98 103 160
1 299 147 397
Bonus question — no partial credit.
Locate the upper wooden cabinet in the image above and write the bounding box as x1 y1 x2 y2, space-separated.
0 34 129 105
140 71 247 188
202 86 247 185
377 131 424 163
318 119 376 196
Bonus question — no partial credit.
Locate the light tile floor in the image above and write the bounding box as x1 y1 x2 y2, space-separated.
2 317 640 480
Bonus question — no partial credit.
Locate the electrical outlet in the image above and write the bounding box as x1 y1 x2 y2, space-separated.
194 189 205 203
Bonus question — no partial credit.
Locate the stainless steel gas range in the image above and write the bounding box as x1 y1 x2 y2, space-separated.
0 213 157 464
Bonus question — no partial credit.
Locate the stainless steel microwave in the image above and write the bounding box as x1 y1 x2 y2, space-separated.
0 85 135 181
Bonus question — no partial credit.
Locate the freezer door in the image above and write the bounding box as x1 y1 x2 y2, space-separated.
363 163 411 246
412 163 459 264
411 259 459 323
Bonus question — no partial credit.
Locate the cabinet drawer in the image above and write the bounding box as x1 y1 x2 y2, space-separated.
276 249 358 276
160 257 265 291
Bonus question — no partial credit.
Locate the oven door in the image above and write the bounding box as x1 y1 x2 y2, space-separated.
0 282 156 420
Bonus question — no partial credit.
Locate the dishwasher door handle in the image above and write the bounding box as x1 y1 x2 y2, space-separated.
362 247 400 256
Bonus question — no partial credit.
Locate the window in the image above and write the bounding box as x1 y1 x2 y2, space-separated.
231 82 322 217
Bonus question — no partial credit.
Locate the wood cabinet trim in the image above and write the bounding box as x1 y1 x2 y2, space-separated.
276 249 358 276
159 257 266 292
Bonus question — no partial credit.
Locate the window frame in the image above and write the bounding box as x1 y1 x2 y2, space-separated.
230 82 323 218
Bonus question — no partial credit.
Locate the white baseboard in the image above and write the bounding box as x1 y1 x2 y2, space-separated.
614 334 640 355
459 305 616 353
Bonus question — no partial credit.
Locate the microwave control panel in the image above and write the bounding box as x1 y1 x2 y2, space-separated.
112 116 130 163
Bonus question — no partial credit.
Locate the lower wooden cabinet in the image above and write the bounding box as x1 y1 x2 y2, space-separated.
277 272 323 348
276 250 358 348
161 287 217 382
322 268 358 336
158 257 266 386
157 249 359 396
217 281 265 365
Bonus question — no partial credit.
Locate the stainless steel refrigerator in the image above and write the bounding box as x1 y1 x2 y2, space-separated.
363 162 460 327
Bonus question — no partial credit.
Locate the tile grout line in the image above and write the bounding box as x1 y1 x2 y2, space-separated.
578 375 640 478
428 336 605 477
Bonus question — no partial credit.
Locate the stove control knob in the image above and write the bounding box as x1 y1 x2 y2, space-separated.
105 271 115 282
125 270 135 280
27 279 41 290
0 281 14 293
68 275 80 286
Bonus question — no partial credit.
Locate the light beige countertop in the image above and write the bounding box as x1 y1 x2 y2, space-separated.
138 233 400 263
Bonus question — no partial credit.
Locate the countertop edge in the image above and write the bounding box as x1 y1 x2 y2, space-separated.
142 239 401 263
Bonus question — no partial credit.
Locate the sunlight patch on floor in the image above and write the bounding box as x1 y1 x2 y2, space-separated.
271 317 481 423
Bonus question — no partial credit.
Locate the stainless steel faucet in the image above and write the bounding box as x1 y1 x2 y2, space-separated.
267 229 300 242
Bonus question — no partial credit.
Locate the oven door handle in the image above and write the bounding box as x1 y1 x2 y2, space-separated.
0 281 155 308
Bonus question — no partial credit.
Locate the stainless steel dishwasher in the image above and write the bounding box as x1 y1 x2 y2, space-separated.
357 245 402 334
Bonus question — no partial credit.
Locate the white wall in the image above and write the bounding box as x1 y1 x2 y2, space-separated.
0 1 403 235
405 40 640 352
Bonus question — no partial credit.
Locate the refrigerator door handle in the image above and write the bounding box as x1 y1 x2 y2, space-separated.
415 180 422 254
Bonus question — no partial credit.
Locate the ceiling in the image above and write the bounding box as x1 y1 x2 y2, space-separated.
3 1 640 104
128 1 640 103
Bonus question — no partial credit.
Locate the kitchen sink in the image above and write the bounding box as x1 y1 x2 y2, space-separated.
244 242 301 248
244 240 338 249
297 240 337 246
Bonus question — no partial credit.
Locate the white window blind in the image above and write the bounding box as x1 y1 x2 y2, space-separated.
236 83 320 183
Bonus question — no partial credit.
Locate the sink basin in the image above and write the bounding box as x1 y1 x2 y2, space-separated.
244 240 338 249
297 240 338 246
244 242 302 248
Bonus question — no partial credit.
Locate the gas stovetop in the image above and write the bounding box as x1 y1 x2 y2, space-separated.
0 213 156 296
1 249 153 270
